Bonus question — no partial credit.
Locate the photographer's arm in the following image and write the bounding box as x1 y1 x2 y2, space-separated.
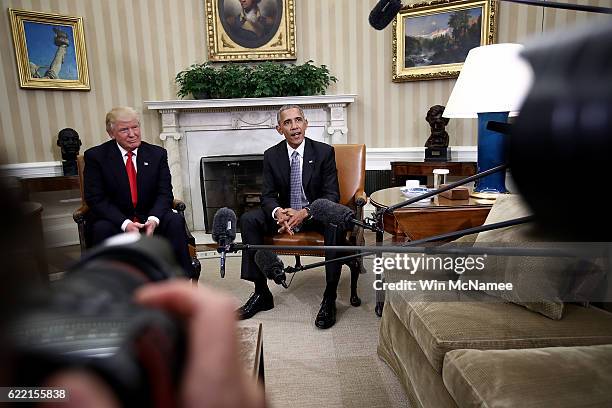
43 282 265 408
135 281 266 408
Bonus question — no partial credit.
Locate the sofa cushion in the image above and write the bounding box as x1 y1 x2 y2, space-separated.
388 290 612 374
378 303 457 408
468 194 603 320
443 345 612 408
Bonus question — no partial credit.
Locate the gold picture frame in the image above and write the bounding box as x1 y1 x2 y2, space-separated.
9 8 90 90
392 0 496 82
205 0 296 61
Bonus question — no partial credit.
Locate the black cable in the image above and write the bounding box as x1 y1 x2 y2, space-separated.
499 0 612 14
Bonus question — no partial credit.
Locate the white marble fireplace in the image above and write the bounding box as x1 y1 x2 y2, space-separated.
145 95 356 230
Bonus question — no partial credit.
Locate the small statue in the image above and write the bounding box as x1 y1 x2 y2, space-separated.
425 105 450 148
57 128 81 176
424 105 451 161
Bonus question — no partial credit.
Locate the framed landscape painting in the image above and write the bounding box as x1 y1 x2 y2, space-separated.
392 0 497 82
205 0 296 61
9 8 90 90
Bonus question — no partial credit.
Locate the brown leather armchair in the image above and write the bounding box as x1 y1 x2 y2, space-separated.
263 144 367 306
72 156 201 280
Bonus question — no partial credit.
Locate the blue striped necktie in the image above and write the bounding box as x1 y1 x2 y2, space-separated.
290 150 302 211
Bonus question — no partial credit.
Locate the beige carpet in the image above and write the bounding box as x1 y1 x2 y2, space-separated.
199 253 410 408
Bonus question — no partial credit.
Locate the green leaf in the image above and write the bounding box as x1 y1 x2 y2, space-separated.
174 60 336 99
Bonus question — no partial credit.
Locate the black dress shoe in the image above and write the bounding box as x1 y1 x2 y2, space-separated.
315 298 337 329
237 292 274 320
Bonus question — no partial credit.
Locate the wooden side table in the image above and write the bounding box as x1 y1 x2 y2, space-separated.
20 175 80 200
369 187 493 241
391 161 477 187
369 187 493 317
21 201 48 282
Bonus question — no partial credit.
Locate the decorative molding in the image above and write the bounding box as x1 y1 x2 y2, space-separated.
231 111 276 129
0 161 63 178
366 146 477 170
0 146 478 177
159 132 182 141
144 94 357 111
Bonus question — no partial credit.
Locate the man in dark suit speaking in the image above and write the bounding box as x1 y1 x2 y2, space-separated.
83 106 192 277
238 105 346 329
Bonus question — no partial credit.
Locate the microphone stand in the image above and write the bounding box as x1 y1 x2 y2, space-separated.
351 217 383 234
224 165 513 289
229 215 536 272
217 241 232 278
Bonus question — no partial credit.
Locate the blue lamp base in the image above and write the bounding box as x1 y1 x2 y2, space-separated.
472 112 509 199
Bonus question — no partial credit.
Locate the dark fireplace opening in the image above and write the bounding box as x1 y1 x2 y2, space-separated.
200 155 264 233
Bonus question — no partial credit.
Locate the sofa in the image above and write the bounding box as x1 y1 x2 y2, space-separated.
377 194 612 408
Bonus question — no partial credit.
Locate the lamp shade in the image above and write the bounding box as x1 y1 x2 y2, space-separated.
443 43 533 118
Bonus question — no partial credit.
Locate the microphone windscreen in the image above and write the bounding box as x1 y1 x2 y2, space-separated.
310 198 354 225
254 250 285 281
369 0 402 30
211 207 237 243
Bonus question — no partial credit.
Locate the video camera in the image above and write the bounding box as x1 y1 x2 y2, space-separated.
5 233 186 407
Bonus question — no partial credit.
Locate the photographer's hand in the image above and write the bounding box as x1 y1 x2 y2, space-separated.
40 282 264 408
135 281 266 408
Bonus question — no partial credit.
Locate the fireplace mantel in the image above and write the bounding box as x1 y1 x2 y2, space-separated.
145 94 356 230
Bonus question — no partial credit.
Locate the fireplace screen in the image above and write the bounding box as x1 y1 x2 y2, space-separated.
200 155 264 233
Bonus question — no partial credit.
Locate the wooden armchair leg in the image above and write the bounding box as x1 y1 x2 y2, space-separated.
188 243 201 283
191 258 201 283
348 259 362 307
294 255 302 268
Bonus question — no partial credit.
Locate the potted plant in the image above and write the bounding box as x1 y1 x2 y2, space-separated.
175 62 216 99
175 60 337 99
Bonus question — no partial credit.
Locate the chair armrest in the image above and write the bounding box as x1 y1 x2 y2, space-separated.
73 203 89 224
172 199 195 246
173 199 186 213
73 203 90 251
354 190 367 208
353 189 367 221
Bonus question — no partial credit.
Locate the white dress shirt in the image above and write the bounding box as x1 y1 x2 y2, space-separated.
116 143 159 231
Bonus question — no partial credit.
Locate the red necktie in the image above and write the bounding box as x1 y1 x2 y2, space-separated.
126 151 138 207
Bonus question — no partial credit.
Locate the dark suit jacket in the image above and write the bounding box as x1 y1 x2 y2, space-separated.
261 137 339 217
83 140 173 228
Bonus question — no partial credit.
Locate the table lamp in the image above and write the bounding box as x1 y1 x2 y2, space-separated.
443 43 533 199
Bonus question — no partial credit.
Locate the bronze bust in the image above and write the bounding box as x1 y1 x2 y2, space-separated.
424 105 450 148
57 128 81 175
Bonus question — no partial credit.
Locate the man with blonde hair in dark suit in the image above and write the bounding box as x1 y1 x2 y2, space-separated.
83 106 193 277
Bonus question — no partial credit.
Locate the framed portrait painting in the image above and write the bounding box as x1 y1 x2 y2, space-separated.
205 0 296 61
392 0 497 82
8 9 90 90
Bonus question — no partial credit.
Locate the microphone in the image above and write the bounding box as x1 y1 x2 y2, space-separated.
254 250 288 288
211 207 237 278
369 0 402 30
310 198 381 232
